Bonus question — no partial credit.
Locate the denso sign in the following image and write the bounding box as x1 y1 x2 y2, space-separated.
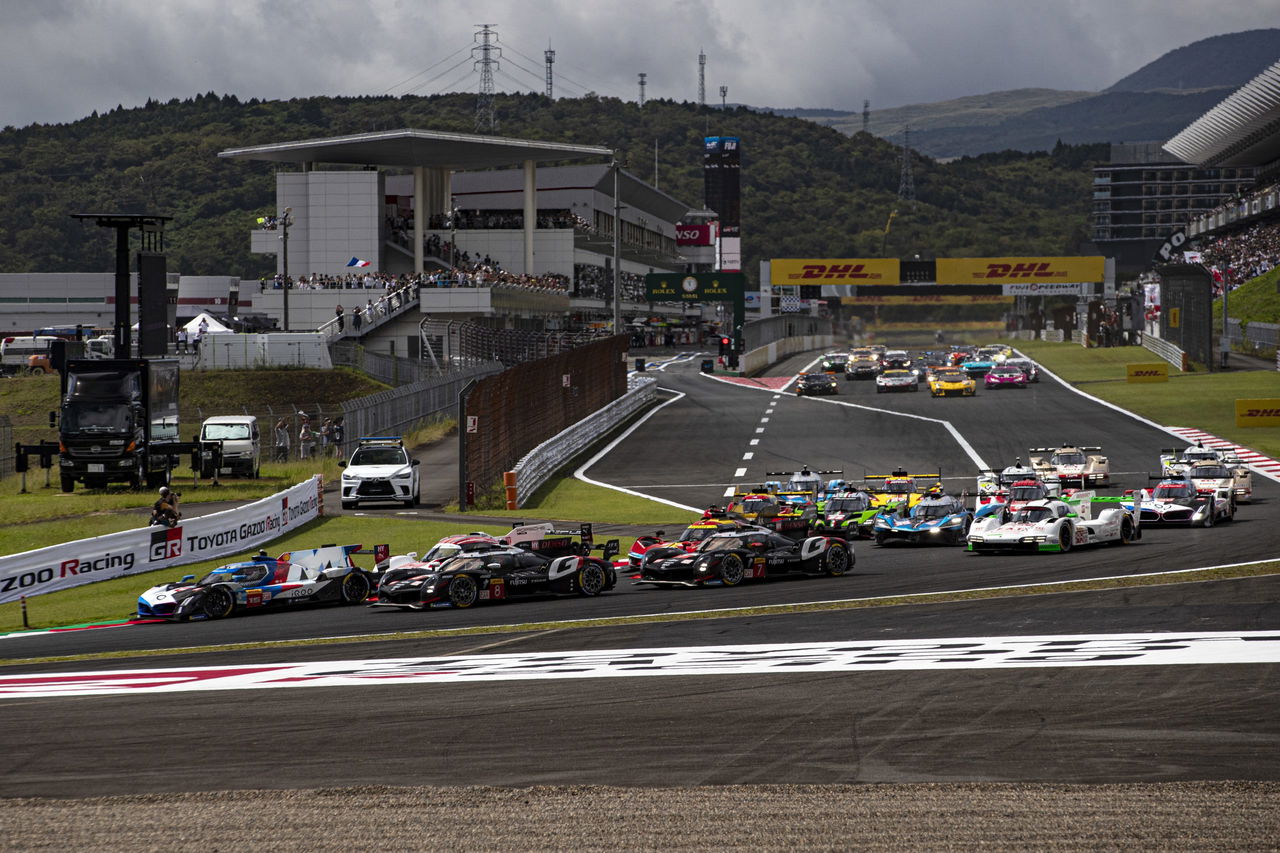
676 224 715 246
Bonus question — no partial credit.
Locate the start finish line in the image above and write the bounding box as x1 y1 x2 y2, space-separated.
2 631 1278 699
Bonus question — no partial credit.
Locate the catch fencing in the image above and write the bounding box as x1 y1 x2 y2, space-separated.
508 376 658 507
330 340 480 387
0 416 12 479
422 319 615 369
1225 319 1279 355
464 335 628 504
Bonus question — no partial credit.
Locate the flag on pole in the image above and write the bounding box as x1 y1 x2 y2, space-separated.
346 257 371 268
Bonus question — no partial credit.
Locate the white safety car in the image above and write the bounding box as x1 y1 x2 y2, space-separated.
967 492 1138 554
340 436 421 509
1029 444 1110 488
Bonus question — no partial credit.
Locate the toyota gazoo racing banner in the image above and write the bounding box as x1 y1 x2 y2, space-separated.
0 476 322 604
936 257 1104 285
771 259 901 285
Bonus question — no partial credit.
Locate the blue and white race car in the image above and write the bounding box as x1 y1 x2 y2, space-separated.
871 494 972 546
136 544 381 621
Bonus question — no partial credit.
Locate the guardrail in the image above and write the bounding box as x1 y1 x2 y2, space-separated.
1142 332 1190 371
506 376 658 507
1225 319 1279 354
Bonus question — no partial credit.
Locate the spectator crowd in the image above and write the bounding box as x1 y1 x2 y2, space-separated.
1195 220 1280 296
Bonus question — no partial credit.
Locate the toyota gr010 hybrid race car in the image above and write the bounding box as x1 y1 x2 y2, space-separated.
796 372 840 396
1029 444 1110 488
136 544 383 620
627 513 809 569
381 522 594 582
637 528 852 588
1111 477 1235 527
966 493 1139 554
870 494 973 546
373 538 620 610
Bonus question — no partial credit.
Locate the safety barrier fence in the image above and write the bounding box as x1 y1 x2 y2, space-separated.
0 415 12 479
743 315 828 352
1225 319 1279 354
422 320 614 370
1142 333 1190 372
741 334 835 375
330 341 481 388
506 376 658 507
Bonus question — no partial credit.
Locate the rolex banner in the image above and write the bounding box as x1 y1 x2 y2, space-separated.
0 476 323 603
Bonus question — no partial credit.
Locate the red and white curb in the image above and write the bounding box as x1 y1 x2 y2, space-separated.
1164 427 1280 478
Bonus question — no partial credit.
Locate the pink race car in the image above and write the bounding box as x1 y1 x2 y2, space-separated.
984 366 1028 389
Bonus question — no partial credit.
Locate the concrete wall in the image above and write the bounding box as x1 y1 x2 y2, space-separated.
272 171 383 276
741 334 835 375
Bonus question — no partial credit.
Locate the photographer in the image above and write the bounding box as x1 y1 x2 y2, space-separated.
151 486 181 528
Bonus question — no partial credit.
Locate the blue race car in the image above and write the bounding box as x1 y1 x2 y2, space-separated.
871 494 973 546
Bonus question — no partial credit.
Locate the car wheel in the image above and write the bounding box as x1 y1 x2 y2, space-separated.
199 586 236 620
577 563 608 597
60 474 75 493
412 481 421 506
1226 500 1235 523
874 532 886 546
1057 524 1073 553
823 542 850 576
339 571 371 604
718 553 746 586
447 574 479 608
1202 508 1214 528
1118 516 1135 545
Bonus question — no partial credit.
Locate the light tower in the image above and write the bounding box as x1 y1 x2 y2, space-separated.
544 47 555 98
638 72 647 107
473 24 500 132
862 99 870 133
698 49 706 106
898 125 916 208
720 85 728 109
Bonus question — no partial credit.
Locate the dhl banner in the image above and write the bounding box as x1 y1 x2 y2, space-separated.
841 294 1012 305
937 257 1105 285
772 259 900 285
1126 363 1169 383
1235 399 1280 428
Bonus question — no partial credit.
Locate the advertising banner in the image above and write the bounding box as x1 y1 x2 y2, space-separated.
1235 399 1280 428
1125 363 1169 383
0 476 323 604
771 259 901 285
1002 283 1089 296
937 257 1105 285
676 224 715 246
644 272 745 303
841 294 1013 305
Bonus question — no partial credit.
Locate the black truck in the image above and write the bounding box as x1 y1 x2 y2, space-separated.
57 358 183 491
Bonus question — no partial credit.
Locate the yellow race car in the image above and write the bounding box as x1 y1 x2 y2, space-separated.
929 370 976 397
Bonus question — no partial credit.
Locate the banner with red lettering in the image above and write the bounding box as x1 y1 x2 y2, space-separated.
0 476 323 603
676 224 715 246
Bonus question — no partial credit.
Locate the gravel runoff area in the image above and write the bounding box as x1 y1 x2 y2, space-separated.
2 783 1277 851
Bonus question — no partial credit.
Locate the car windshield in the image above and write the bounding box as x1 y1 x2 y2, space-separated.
1192 466 1230 479
1052 452 1086 466
422 542 463 562
916 503 955 519
938 372 966 382
884 479 912 491
349 447 407 466
802 375 828 384
882 371 911 378
200 564 269 585
678 526 720 543
202 424 251 440
991 368 1019 377
1014 507 1055 524
1009 484 1046 501
61 401 131 434
437 555 488 573
1154 485 1193 500
699 536 749 552
827 496 870 512
737 498 775 514
1182 450 1218 461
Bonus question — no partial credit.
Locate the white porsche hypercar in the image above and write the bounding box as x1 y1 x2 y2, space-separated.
967 492 1139 554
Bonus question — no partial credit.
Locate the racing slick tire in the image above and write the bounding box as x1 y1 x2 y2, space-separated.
60 474 75 493
822 542 851 576
339 571 372 604
1226 500 1235 523
718 553 746 587
1057 524 1073 553
873 532 886 546
200 586 237 620
447 574 479 608
1118 516 1136 545
1202 507 1214 529
577 562 608 597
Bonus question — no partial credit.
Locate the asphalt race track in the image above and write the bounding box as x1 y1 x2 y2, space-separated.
2 348 1279 817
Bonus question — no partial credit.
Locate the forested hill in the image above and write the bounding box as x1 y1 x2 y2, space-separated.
0 92 1103 281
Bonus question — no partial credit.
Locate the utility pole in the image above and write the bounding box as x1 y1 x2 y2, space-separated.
612 159 622 334
698 49 706 106
544 46 555 98
280 207 293 331
720 85 728 109
473 24 500 132
638 72 646 107
862 99 870 133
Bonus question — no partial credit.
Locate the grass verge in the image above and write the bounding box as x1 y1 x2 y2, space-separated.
1016 341 1280 459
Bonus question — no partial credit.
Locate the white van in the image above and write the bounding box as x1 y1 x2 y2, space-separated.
0 336 59 374
199 416 262 478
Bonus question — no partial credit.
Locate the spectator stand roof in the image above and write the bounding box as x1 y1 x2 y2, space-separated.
217 129 613 170
1164 58 1280 167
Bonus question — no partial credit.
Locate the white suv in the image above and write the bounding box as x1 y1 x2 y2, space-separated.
340 437 420 510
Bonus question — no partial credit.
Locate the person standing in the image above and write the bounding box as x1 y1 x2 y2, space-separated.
298 416 314 460
335 304 345 333
274 418 290 462
331 417 345 458
319 418 333 456
176 327 189 353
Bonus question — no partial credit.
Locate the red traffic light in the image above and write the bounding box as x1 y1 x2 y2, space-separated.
721 337 731 345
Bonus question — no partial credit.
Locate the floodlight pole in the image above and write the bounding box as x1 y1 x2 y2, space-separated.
612 159 622 334
280 207 293 332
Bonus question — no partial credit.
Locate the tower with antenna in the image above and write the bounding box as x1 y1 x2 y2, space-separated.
698 50 706 106
898 125 916 208
862 99 870 133
720 85 728 109
638 73 647 107
544 47 555 98
473 24 500 132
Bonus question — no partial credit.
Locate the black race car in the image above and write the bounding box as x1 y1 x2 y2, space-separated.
796 373 840 396
373 540 619 609
637 529 852 588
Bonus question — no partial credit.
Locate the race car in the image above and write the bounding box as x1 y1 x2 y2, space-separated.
880 350 914 371
340 436 421 509
845 350 880 379
636 528 852 588
967 493 1139 554
983 365 1028 389
929 370 976 397
819 353 848 374
384 523 595 579
863 468 944 510
1029 445 1110 488
973 460 1054 512
726 488 813 522
1004 357 1040 383
875 369 918 393
373 538 620 609
1160 445 1253 502
975 459 1039 498
1186 460 1253 504
797 372 840 396
870 494 972 546
813 489 880 539
959 351 1000 376
136 544 381 621
1115 477 1234 527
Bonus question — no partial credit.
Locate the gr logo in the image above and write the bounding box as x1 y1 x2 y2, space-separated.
149 527 183 562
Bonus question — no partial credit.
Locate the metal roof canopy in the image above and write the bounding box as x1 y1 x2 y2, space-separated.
1164 59 1280 167
217 128 613 170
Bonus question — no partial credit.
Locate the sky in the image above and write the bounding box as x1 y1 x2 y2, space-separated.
3 0 1279 128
